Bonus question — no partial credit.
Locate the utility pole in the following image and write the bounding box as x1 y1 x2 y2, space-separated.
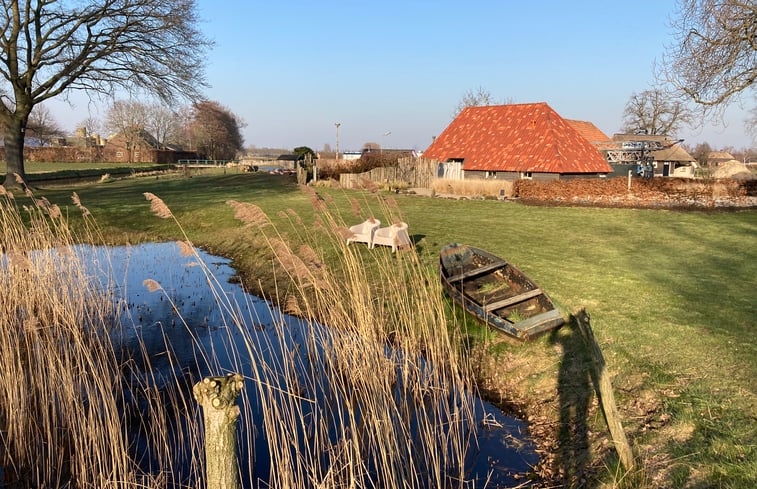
334 122 341 160
381 131 390 155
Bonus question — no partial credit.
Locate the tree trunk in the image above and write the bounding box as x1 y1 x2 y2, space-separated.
193 373 244 489
3 117 28 188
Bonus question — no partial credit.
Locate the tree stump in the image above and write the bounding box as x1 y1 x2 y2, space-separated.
193 373 244 489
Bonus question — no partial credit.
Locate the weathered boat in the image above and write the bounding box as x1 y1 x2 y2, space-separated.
440 243 564 340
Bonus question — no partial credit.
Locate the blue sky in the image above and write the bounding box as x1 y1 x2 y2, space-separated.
51 0 755 152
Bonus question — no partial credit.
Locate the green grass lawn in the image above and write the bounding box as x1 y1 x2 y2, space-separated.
28 170 757 487
1 161 169 181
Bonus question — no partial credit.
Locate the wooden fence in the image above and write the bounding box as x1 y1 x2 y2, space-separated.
339 157 442 189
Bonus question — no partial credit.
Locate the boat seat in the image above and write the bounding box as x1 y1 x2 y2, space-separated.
483 289 542 313
446 260 506 283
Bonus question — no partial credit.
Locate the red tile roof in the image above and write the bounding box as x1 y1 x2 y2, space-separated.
424 102 612 174
565 119 611 144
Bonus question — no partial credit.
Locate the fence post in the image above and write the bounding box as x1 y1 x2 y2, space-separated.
575 310 635 471
193 373 245 489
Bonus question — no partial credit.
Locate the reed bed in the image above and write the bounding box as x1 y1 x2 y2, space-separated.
431 177 514 198
1 188 132 487
1 184 503 488
1 187 209 488
222 187 483 487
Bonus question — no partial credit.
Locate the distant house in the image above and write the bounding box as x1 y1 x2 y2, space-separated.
609 134 696 177
423 102 612 181
103 128 195 163
103 129 162 163
276 153 305 168
706 151 736 167
650 145 698 177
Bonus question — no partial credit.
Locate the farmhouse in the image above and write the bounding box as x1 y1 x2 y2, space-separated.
610 133 697 177
706 151 736 167
565 119 613 146
424 102 612 181
103 129 196 164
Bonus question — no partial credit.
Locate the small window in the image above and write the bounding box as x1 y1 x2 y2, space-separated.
520 172 533 180
116 151 123 158
486 171 497 179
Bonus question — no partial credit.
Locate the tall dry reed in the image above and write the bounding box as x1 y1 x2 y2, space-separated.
1 184 495 488
224 187 483 487
0 190 130 487
0 190 203 488
432 177 514 198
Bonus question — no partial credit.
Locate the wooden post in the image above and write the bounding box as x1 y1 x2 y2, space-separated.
575 310 636 471
193 373 245 489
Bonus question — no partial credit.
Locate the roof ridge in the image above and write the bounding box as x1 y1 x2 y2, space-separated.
424 102 612 174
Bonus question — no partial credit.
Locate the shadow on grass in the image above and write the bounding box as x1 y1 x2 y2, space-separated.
549 315 595 487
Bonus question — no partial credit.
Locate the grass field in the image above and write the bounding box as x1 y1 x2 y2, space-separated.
0 161 169 181
19 169 757 487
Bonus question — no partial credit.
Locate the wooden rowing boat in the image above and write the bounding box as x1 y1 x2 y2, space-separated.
439 243 564 341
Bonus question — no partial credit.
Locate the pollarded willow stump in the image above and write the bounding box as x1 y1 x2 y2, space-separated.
193 373 245 489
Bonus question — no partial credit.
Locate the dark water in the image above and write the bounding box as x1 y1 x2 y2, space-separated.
79 242 539 487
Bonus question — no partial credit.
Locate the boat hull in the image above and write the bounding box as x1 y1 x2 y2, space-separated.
440 243 564 340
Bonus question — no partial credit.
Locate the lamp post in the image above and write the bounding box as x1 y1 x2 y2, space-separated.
381 131 391 155
334 122 341 160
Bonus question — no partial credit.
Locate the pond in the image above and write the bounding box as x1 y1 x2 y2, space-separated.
83 241 539 487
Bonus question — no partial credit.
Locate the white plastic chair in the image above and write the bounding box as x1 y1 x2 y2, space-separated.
371 222 411 252
346 218 381 247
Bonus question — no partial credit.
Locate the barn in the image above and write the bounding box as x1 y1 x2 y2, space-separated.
424 102 612 181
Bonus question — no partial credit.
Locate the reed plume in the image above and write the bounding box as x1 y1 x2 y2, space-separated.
177 240 194 257
143 278 163 292
270 238 312 285
71 192 91 216
47 204 62 219
227 200 270 226
349 198 362 219
286 208 303 225
143 192 173 219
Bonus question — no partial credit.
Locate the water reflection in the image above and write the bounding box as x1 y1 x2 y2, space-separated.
84 241 538 487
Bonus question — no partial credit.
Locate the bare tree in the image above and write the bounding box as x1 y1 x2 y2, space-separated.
146 103 183 149
188 101 245 161
660 0 756 115
25 104 64 146
621 89 692 135
747 106 757 140
452 86 512 118
0 0 210 187
105 100 150 163
78 116 103 143
690 141 713 166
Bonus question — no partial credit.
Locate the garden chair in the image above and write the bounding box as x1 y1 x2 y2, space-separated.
346 218 381 247
371 222 411 252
